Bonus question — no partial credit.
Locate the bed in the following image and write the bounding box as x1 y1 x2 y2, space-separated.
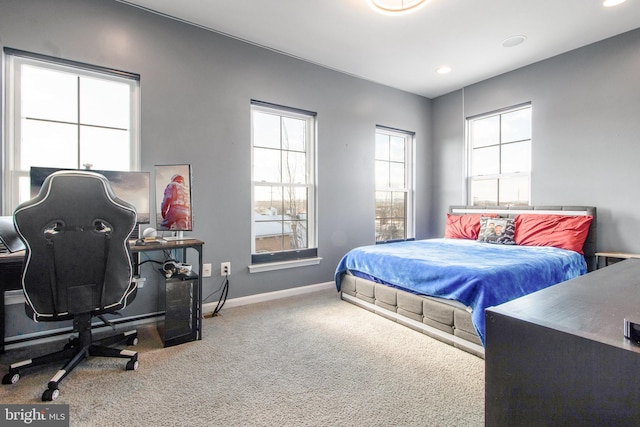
335 205 597 358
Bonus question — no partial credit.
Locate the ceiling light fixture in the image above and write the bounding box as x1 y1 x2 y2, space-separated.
436 66 452 75
501 35 527 48
603 0 626 7
369 0 432 15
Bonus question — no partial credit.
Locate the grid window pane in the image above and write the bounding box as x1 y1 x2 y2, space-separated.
375 128 412 242
5 53 140 214
284 220 308 249
391 192 407 218
254 185 283 216
471 116 499 148
472 146 499 176
253 111 281 149
255 222 284 253
389 162 405 188
468 105 531 206
282 151 306 184
375 191 407 241
501 108 531 143
251 103 316 258
501 141 531 174
80 126 130 170
375 133 390 161
471 179 498 206
80 76 131 129
20 120 78 169
283 186 307 217
284 186 308 249
253 147 281 183
375 191 392 219
282 117 305 152
375 160 390 188
499 177 529 206
389 136 405 162
18 176 31 204
21 65 77 123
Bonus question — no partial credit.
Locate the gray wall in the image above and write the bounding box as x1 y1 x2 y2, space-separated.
3 0 638 338
431 28 640 253
0 0 432 331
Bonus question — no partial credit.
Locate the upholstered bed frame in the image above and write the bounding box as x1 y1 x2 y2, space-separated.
339 205 597 358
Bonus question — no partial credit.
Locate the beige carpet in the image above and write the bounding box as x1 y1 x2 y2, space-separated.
0 289 484 426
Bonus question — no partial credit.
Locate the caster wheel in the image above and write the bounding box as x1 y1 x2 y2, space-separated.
2 372 20 384
64 337 79 350
42 388 59 401
126 336 139 346
126 360 139 371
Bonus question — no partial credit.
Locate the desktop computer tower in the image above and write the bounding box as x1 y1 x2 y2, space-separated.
157 275 198 347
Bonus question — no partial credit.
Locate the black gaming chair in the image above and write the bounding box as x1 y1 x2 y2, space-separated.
2 170 140 401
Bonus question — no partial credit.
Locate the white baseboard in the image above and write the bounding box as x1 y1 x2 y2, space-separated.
4 316 160 351
203 281 335 314
3 282 337 349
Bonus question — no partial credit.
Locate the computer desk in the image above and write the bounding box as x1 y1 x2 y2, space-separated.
0 238 204 353
0 250 23 353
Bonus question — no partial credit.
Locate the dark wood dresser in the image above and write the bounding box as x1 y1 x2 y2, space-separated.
485 259 640 426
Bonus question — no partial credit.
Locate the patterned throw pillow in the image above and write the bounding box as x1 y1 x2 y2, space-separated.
477 217 516 245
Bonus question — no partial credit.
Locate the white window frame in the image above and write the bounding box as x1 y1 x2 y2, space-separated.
249 100 320 273
374 126 415 242
2 48 141 215
466 104 532 207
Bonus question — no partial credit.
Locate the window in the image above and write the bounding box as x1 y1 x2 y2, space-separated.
3 49 140 214
375 126 414 242
467 104 531 206
250 101 317 267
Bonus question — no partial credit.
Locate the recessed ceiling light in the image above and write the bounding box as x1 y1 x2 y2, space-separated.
501 35 527 48
369 0 431 15
436 66 452 75
603 0 626 7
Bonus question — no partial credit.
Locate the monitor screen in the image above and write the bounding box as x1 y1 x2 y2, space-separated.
155 164 193 233
30 167 151 224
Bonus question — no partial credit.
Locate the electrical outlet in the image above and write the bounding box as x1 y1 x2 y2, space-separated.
202 263 212 277
133 276 146 288
221 262 231 276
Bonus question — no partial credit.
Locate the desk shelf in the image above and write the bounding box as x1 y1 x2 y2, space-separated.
130 238 204 343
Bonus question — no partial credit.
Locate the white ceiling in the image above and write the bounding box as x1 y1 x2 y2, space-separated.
119 0 640 98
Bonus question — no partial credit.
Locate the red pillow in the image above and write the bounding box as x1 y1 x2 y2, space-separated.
514 214 593 254
444 213 497 240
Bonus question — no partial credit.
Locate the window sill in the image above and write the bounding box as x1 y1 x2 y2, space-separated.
248 257 323 273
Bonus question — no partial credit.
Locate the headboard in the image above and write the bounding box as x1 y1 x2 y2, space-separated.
448 205 597 271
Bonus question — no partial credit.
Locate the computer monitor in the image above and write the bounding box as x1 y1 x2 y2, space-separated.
30 167 151 224
155 164 193 239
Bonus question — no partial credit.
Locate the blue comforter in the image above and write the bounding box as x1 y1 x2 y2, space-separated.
334 238 587 345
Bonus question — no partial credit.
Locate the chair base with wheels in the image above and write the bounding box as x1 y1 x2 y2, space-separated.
3 314 139 401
